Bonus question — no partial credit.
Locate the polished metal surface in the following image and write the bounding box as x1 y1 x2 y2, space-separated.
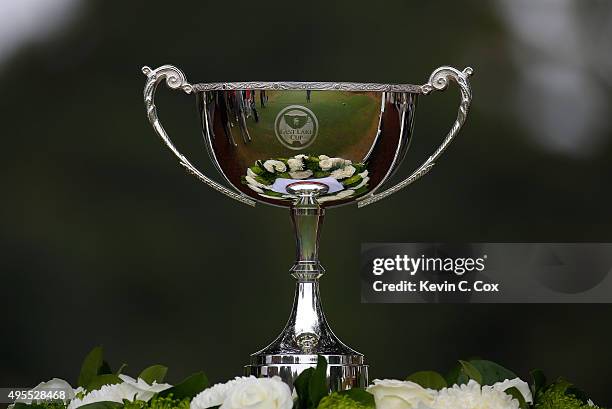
141 64 474 390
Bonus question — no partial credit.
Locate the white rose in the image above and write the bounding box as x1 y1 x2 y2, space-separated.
330 165 356 180
432 380 519 409
318 155 330 160
263 160 287 173
367 379 435 409
289 170 313 179
192 377 255 409
492 378 533 404
220 376 292 409
287 158 304 171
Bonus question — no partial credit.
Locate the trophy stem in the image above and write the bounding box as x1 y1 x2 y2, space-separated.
245 182 368 391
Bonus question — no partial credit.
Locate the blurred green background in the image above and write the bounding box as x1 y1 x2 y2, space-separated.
1 0 612 404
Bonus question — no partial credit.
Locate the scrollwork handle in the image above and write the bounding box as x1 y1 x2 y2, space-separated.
357 66 473 208
142 65 256 207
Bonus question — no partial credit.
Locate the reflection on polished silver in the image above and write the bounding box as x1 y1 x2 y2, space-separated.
141 64 474 390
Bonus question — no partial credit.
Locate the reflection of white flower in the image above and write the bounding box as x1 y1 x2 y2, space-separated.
367 379 435 409
359 170 369 178
319 157 350 171
287 158 304 171
431 380 519 409
245 175 268 189
247 168 259 179
354 176 370 190
492 378 532 404
289 170 313 179
247 184 264 194
191 377 254 409
263 160 287 173
221 376 292 409
330 165 356 180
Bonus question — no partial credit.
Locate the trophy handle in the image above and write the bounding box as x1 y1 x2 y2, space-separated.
142 65 256 207
357 66 473 208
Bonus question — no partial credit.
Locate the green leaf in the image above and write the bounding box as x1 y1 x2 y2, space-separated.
505 387 528 409
78 402 124 409
459 360 483 385
445 363 463 386
469 360 517 385
86 374 122 392
294 368 315 409
159 372 208 400
337 389 375 408
406 371 447 390
139 365 168 384
308 356 328 409
78 346 104 387
530 369 546 397
99 360 113 375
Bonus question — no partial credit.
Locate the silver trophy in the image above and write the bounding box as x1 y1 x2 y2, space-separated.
142 64 473 390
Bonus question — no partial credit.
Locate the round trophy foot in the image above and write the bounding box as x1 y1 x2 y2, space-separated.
245 354 368 391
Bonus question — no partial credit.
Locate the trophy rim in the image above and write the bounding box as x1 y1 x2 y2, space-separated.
192 81 423 93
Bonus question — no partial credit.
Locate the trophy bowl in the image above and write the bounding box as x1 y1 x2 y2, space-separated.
142 65 473 391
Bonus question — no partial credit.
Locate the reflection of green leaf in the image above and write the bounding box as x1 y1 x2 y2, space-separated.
459 360 483 385
159 372 208 400
505 387 528 409
313 171 330 178
78 346 104 387
338 389 375 408
406 371 447 390
139 365 168 384
342 175 362 187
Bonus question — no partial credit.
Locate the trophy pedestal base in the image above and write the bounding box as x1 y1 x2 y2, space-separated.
245 354 368 391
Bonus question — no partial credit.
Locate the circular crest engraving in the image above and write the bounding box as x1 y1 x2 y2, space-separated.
274 105 319 150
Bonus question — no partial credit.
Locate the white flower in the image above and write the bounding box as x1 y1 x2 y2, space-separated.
192 377 255 409
287 158 304 171
289 170 313 179
294 154 308 159
68 377 171 409
16 378 75 404
354 176 370 190
221 376 292 409
263 160 287 173
118 375 172 402
318 155 330 160
67 383 141 409
367 379 435 409
492 378 533 404
431 380 519 409
330 165 356 180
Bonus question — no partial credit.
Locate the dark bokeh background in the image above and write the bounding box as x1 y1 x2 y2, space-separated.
2 0 612 405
